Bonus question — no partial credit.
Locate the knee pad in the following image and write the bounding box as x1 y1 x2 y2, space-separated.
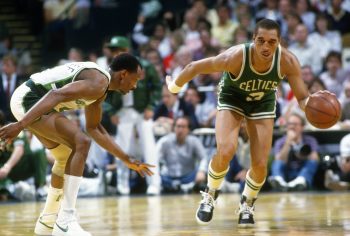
49 144 72 177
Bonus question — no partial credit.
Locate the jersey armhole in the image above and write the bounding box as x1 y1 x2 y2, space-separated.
228 44 245 81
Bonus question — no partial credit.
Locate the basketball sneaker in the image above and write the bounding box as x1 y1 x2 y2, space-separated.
34 213 57 235
237 195 256 228
195 187 219 225
52 209 91 236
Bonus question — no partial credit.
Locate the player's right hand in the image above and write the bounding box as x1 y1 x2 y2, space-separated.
0 122 23 144
125 158 155 177
165 75 172 88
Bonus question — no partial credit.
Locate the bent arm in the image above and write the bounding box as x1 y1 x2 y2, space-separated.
19 78 106 129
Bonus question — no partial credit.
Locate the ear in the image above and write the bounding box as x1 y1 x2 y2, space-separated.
120 69 128 80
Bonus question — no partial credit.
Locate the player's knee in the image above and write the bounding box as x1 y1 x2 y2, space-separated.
52 160 66 177
216 145 235 161
75 133 91 154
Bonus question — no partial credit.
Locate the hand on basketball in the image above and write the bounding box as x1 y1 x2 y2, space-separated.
0 122 23 144
125 157 155 177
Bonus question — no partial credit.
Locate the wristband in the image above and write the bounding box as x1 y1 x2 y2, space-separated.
168 81 182 94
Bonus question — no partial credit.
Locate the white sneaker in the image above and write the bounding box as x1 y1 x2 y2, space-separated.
52 209 91 236
34 213 57 235
146 185 160 195
117 185 130 195
288 176 307 191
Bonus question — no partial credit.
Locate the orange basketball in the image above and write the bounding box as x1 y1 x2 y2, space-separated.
305 91 341 129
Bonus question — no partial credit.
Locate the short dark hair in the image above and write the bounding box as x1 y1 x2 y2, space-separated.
109 53 142 73
254 18 281 38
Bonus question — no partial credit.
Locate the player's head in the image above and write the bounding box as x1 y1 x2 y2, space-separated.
109 53 142 94
253 19 281 61
107 36 130 56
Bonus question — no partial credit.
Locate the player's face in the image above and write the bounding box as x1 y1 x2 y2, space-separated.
253 28 280 61
116 66 142 95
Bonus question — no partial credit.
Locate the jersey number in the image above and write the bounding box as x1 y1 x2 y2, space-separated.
246 92 264 101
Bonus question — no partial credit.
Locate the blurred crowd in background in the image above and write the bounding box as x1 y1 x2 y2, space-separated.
1 0 350 202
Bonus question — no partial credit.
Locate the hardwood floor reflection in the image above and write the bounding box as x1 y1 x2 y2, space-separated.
0 192 349 235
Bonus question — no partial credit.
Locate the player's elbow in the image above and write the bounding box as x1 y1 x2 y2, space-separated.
47 90 66 105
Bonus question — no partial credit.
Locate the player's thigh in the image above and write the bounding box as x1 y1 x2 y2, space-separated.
215 110 243 155
28 112 84 148
245 118 274 165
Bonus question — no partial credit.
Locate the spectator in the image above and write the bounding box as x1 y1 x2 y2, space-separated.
156 116 208 193
210 3 238 47
0 110 47 201
153 85 199 136
308 13 342 56
319 51 347 97
325 0 350 35
184 86 216 128
296 0 316 32
269 113 319 191
324 133 350 191
255 0 279 22
283 12 303 45
288 23 323 75
307 77 327 95
0 54 25 122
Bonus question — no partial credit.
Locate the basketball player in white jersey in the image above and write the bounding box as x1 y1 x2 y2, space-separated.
0 53 154 236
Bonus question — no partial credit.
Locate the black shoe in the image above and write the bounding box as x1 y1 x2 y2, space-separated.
195 187 219 225
237 195 256 228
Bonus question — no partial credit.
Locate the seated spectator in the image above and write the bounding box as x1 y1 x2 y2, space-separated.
324 133 350 191
0 110 47 201
156 116 208 193
153 85 199 136
184 86 216 128
269 113 319 191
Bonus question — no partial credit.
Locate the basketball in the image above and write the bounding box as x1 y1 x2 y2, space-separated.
305 91 341 129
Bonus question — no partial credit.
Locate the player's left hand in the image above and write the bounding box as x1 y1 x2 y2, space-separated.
125 158 155 177
0 122 23 144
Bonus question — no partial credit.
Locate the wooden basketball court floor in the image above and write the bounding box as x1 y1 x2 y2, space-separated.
0 192 349 236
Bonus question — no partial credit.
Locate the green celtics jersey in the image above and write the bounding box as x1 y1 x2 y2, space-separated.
26 62 110 112
218 43 284 102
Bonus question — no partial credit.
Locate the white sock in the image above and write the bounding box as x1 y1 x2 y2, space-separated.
61 174 82 211
207 160 229 191
242 170 265 200
42 186 63 215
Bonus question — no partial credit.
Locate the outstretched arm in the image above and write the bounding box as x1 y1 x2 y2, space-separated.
85 99 154 177
167 45 243 93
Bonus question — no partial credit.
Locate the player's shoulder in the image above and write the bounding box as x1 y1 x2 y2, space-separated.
280 46 300 71
222 43 245 58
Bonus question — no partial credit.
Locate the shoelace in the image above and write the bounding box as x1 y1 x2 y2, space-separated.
235 203 255 216
199 191 216 212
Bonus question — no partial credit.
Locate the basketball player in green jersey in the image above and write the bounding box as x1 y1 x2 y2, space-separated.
166 19 312 227
0 53 154 236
